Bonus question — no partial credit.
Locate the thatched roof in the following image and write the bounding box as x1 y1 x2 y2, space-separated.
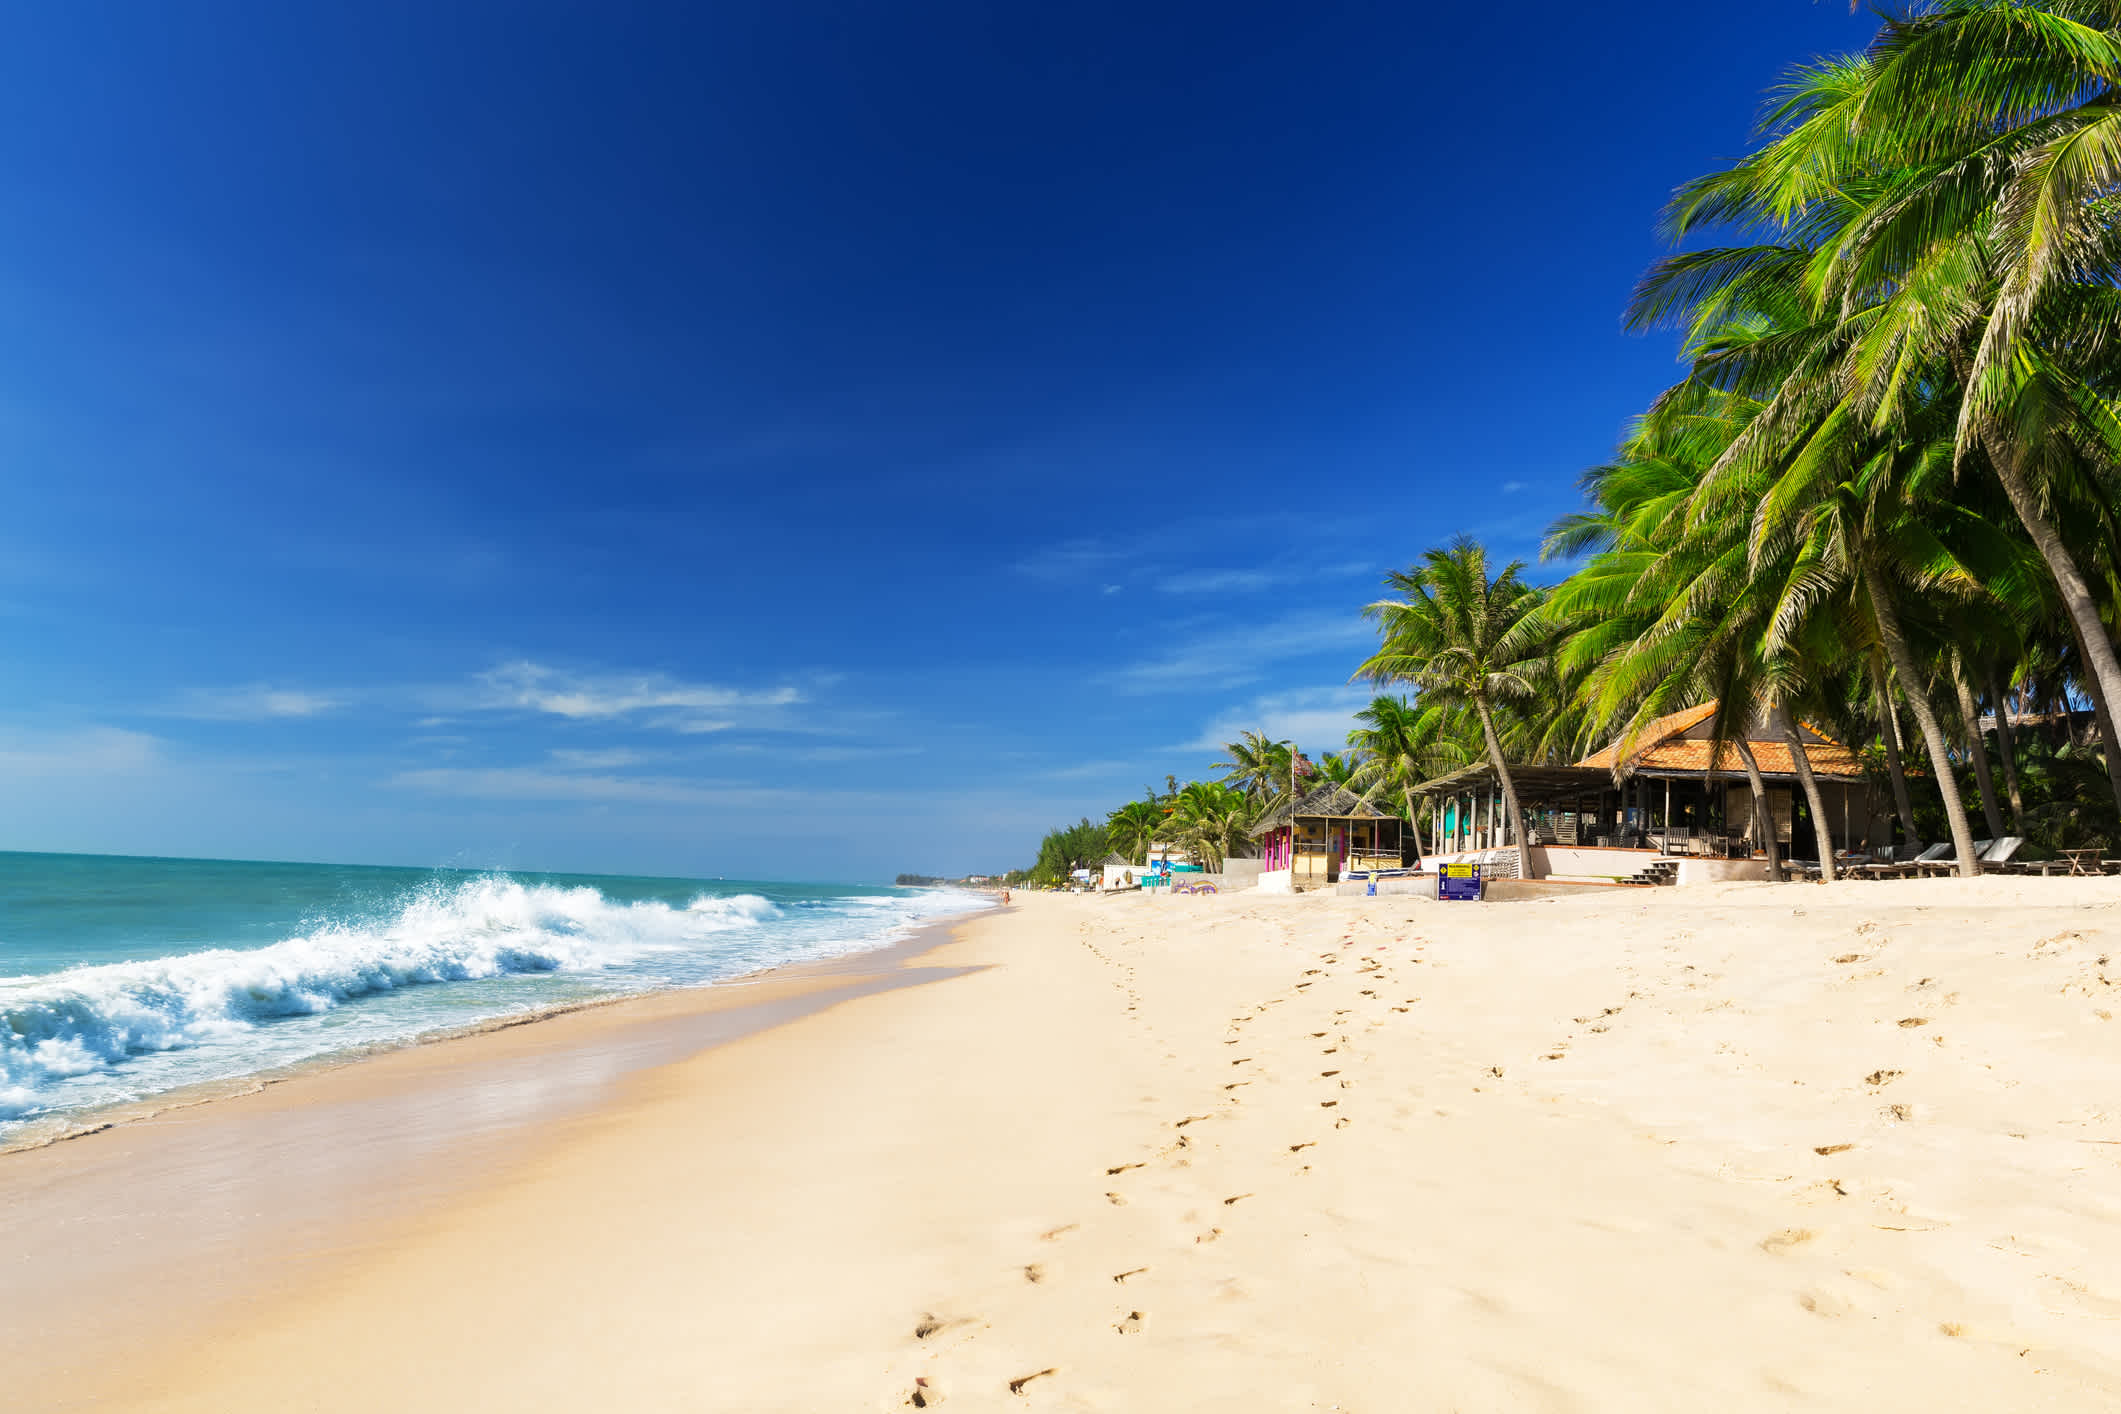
1248 783 1391 837
1101 852 1131 868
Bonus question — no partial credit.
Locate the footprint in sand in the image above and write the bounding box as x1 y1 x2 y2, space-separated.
1195 1228 1222 1244
1023 1264 1046 1284
1289 1141 1315 1153
1008 1368 1058 1394
914 1313 981 1340
1760 1228 1816 1255
1112 1267 1149 1284
1106 1162 1144 1175
1105 1192 1128 1206
1115 1311 1146 1335
1041 1224 1078 1241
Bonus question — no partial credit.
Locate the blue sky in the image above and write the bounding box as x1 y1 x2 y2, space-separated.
0 2 1877 881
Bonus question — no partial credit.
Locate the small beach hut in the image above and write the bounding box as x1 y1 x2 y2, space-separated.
1251 784 1406 893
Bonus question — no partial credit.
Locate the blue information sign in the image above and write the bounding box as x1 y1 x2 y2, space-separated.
1438 863 1482 901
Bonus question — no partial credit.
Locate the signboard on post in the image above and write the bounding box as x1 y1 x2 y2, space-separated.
1438 862 1482 901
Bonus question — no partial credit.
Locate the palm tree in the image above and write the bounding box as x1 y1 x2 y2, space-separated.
1313 751 1363 788
1105 800 1162 866
1212 731 1294 805
1357 538 1551 880
1166 781 1259 871
1647 3 2121 814
1344 694 1472 854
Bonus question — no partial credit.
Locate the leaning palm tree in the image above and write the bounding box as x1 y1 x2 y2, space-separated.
1356 538 1551 879
1647 3 2121 812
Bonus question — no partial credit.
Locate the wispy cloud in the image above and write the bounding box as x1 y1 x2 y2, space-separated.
0 725 162 773
1013 538 1130 582
1155 559 1373 597
1104 615 1371 694
1155 568 1278 595
471 661 802 733
1181 686 1376 754
547 747 657 770
392 767 731 805
166 685 342 721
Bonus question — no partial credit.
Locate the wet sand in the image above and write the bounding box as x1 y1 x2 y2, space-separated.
1 925 980 1406
15 880 2121 1410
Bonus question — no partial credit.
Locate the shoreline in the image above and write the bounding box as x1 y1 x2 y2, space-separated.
1 908 995 1405
0 896 994 1157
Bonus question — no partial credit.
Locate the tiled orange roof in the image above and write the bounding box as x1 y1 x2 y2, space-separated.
1577 702 1718 771
1576 701 1865 780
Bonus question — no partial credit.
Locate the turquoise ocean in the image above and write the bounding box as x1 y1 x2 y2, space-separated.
0 851 987 1140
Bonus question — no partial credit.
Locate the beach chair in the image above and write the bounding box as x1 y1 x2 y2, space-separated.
1977 837 2024 874
1914 840 1991 878
1855 842 1949 880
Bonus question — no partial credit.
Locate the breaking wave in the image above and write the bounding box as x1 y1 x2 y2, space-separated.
0 876 781 1119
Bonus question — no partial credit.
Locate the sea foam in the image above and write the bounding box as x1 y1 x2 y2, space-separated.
0 876 779 1119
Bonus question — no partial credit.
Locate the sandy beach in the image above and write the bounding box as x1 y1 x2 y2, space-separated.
13 880 2121 1410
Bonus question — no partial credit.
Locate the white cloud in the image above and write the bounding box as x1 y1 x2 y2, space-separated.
1013 538 1129 582
392 767 729 805
167 685 342 721
0 725 161 774
1155 568 1279 595
1156 560 1373 597
1104 615 1372 694
1182 685 1377 755
547 747 655 770
473 661 802 731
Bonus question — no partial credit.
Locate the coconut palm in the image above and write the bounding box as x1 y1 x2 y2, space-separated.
1105 800 1162 866
1165 781 1259 870
1344 694 1473 853
1212 731 1295 805
1646 2 2121 812
1356 539 1551 879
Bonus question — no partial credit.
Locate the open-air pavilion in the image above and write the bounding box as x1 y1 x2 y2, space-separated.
1252 783 1408 893
1414 703 1879 885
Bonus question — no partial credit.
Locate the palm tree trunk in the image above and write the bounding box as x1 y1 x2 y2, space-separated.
1731 736 1784 882
1402 785 1426 861
1981 433 2121 812
1952 656 2006 841
1871 652 1920 852
2090 677 2121 791
1863 560 1980 879
1779 706 1835 882
1474 701 1532 881
1988 669 2026 833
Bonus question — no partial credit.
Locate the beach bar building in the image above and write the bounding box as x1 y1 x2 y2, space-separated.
1252 783 1409 893
1414 702 1876 886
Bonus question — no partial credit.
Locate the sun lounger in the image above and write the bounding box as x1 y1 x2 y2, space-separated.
1913 840 1992 878
1975 837 2024 874
1854 842 1950 879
